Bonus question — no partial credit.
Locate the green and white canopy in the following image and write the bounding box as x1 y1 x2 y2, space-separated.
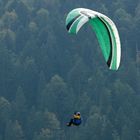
66 8 121 70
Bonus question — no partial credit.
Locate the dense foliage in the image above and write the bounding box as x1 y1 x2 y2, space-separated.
0 0 140 140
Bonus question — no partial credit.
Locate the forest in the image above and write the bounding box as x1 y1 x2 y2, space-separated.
0 0 140 140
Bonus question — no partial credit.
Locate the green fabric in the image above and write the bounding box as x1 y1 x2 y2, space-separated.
89 18 111 62
65 8 120 70
100 17 117 70
66 10 79 25
69 16 84 34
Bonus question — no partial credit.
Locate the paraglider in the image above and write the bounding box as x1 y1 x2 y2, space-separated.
65 8 121 70
67 111 82 126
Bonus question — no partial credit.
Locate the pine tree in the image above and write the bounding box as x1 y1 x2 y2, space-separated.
5 120 25 140
12 86 27 123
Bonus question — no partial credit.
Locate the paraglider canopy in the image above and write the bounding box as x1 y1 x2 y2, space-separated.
66 8 121 70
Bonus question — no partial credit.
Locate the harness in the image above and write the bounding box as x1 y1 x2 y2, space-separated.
73 118 81 125
73 115 82 125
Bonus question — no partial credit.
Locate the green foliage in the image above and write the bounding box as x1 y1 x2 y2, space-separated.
5 120 25 140
0 97 11 122
0 0 139 140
